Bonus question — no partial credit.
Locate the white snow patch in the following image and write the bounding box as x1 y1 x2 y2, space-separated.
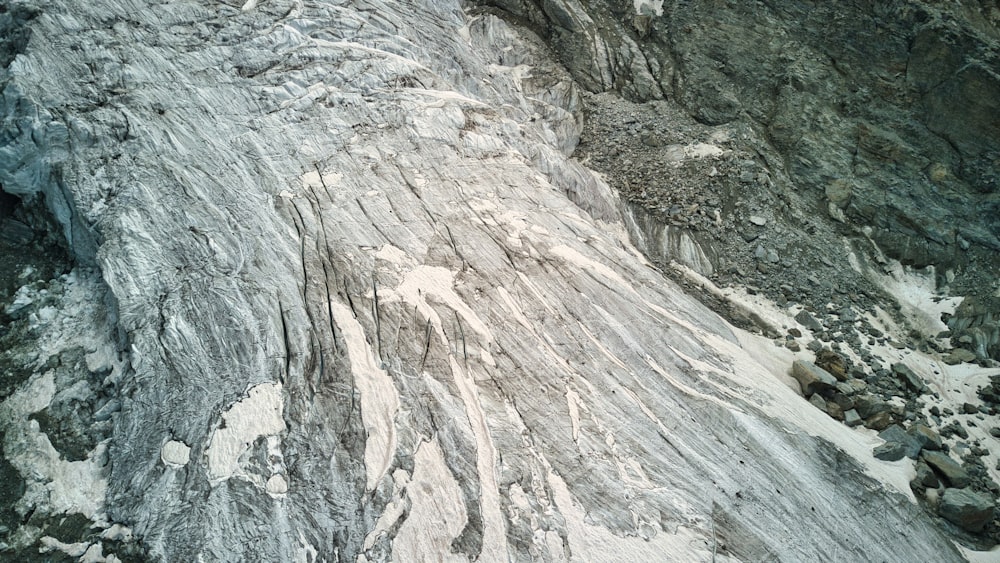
266 474 288 497
330 301 399 491
565 386 583 442
684 142 724 159
39 537 89 558
363 469 410 551
205 382 286 481
867 262 960 337
386 265 492 341
546 468 719 561
101 524 132 542
160 440 191 467
374 243 410 268
295 530 318 563
633 0 664 16
0 371 107 518
392 439 468 563
449 357 508 561
961 545 1000 563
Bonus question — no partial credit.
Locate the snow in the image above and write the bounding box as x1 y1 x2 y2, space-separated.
391 439 468 562
160 440 191 468
330 301 400 492
205 382 286 482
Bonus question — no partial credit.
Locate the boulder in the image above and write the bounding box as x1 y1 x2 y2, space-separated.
877 425 922 459
844 409 863 427
854 395 890 419
908 424 943 451
809 394 828 413
944 348 977 365
939 488 995 532
873 442 907 462
891 363 927 393
791 360 837 396
864 411 893 431
816 350 848 381
795 310 824 333
922 451 971 488
912 461 939 490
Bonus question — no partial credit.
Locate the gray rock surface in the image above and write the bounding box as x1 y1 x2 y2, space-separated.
940 488 996 533
924 451 973 488
0 0 978 561
878 425 923 460
791 360 838 396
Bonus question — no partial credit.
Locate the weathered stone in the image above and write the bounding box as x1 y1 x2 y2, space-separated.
891 363 926 393
791 360 838 396
940 420 970 440
913 461 939 489
908 424 943 451
877 425 922 459
795 310 824 332
844 409 863 427
873 442 907 462
922 451 971 488
809 393 828 413
854 395 890 419
939 488 995 533
830 393 854 411
944 349 977 365
816 350 848 381
864 411 894 431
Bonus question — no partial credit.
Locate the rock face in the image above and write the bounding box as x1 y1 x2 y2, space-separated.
0 0 977 561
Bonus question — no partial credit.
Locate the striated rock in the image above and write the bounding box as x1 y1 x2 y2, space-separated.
809 393 828 413
939 488 995 533
912 461 940 491
864 411 894 431
854 395 891 419
816 350 848 382
891 363 927 393
873 442 908 462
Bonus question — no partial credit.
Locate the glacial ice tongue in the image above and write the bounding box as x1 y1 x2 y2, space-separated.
0 0 966 561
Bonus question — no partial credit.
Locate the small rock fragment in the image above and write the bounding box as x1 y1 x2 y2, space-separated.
844 409 863 427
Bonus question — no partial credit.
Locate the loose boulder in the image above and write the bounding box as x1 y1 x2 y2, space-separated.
791 360 837 396
908 424 943 451
939 488 995 533
891 363 927 393
923 451 971 488
877 425 922 459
